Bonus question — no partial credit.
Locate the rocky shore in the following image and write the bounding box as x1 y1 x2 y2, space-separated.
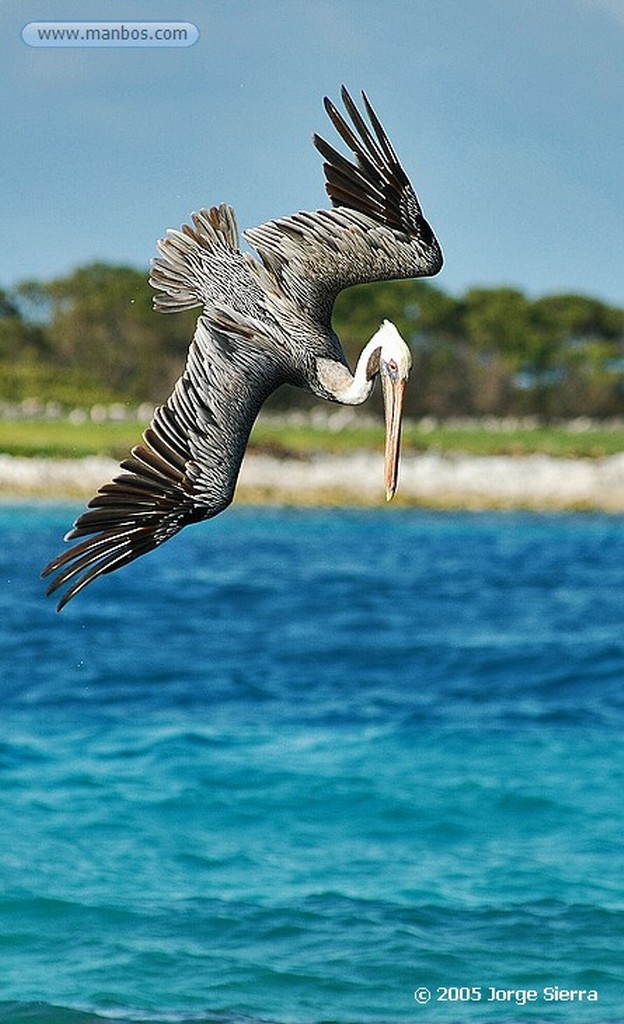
3 450 624 511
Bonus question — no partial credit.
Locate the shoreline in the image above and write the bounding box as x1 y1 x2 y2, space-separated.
3 450 624 511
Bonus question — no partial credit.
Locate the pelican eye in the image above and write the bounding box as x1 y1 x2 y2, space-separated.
386 358 399 375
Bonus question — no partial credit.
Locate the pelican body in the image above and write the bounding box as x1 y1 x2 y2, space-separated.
43 87 443 609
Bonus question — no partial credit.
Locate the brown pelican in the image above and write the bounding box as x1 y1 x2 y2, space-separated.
42 87 443 610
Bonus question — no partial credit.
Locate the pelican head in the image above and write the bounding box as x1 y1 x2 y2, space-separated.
315 319 412 500
369 320 412 501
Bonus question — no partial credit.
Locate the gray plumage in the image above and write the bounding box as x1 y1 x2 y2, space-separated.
42 87 443 610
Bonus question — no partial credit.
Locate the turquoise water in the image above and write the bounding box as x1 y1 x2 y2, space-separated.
1 506 623 1022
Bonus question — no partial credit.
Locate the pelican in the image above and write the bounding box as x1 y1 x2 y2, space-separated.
42 87 443 610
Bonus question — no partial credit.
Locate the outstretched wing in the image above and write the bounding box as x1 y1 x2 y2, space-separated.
244 86 443 323
42 311 286 610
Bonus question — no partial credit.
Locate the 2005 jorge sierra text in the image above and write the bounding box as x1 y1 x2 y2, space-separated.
433 985 599 1004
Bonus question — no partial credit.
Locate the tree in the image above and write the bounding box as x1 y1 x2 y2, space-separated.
462 288 539 368
532 294 624 416
0 286 53 401
24 264 197 401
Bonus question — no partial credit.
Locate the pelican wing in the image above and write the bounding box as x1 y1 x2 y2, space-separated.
244 87 443 323
42 312 285 610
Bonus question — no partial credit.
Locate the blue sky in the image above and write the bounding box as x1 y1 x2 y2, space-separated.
2 0 623 307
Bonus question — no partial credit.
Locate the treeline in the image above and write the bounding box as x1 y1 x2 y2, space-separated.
1 262 623 419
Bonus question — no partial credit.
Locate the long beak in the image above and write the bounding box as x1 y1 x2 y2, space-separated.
381 373 407 501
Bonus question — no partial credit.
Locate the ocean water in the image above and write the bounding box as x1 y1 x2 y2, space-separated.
1 505 623 1024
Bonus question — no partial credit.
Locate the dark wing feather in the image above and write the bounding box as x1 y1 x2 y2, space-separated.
318 90 423 233
244 86 443 322
42 313 286 610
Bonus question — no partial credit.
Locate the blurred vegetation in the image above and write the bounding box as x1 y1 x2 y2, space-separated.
1 264 624 420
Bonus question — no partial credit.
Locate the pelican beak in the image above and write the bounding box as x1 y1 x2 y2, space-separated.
381 370 407 501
